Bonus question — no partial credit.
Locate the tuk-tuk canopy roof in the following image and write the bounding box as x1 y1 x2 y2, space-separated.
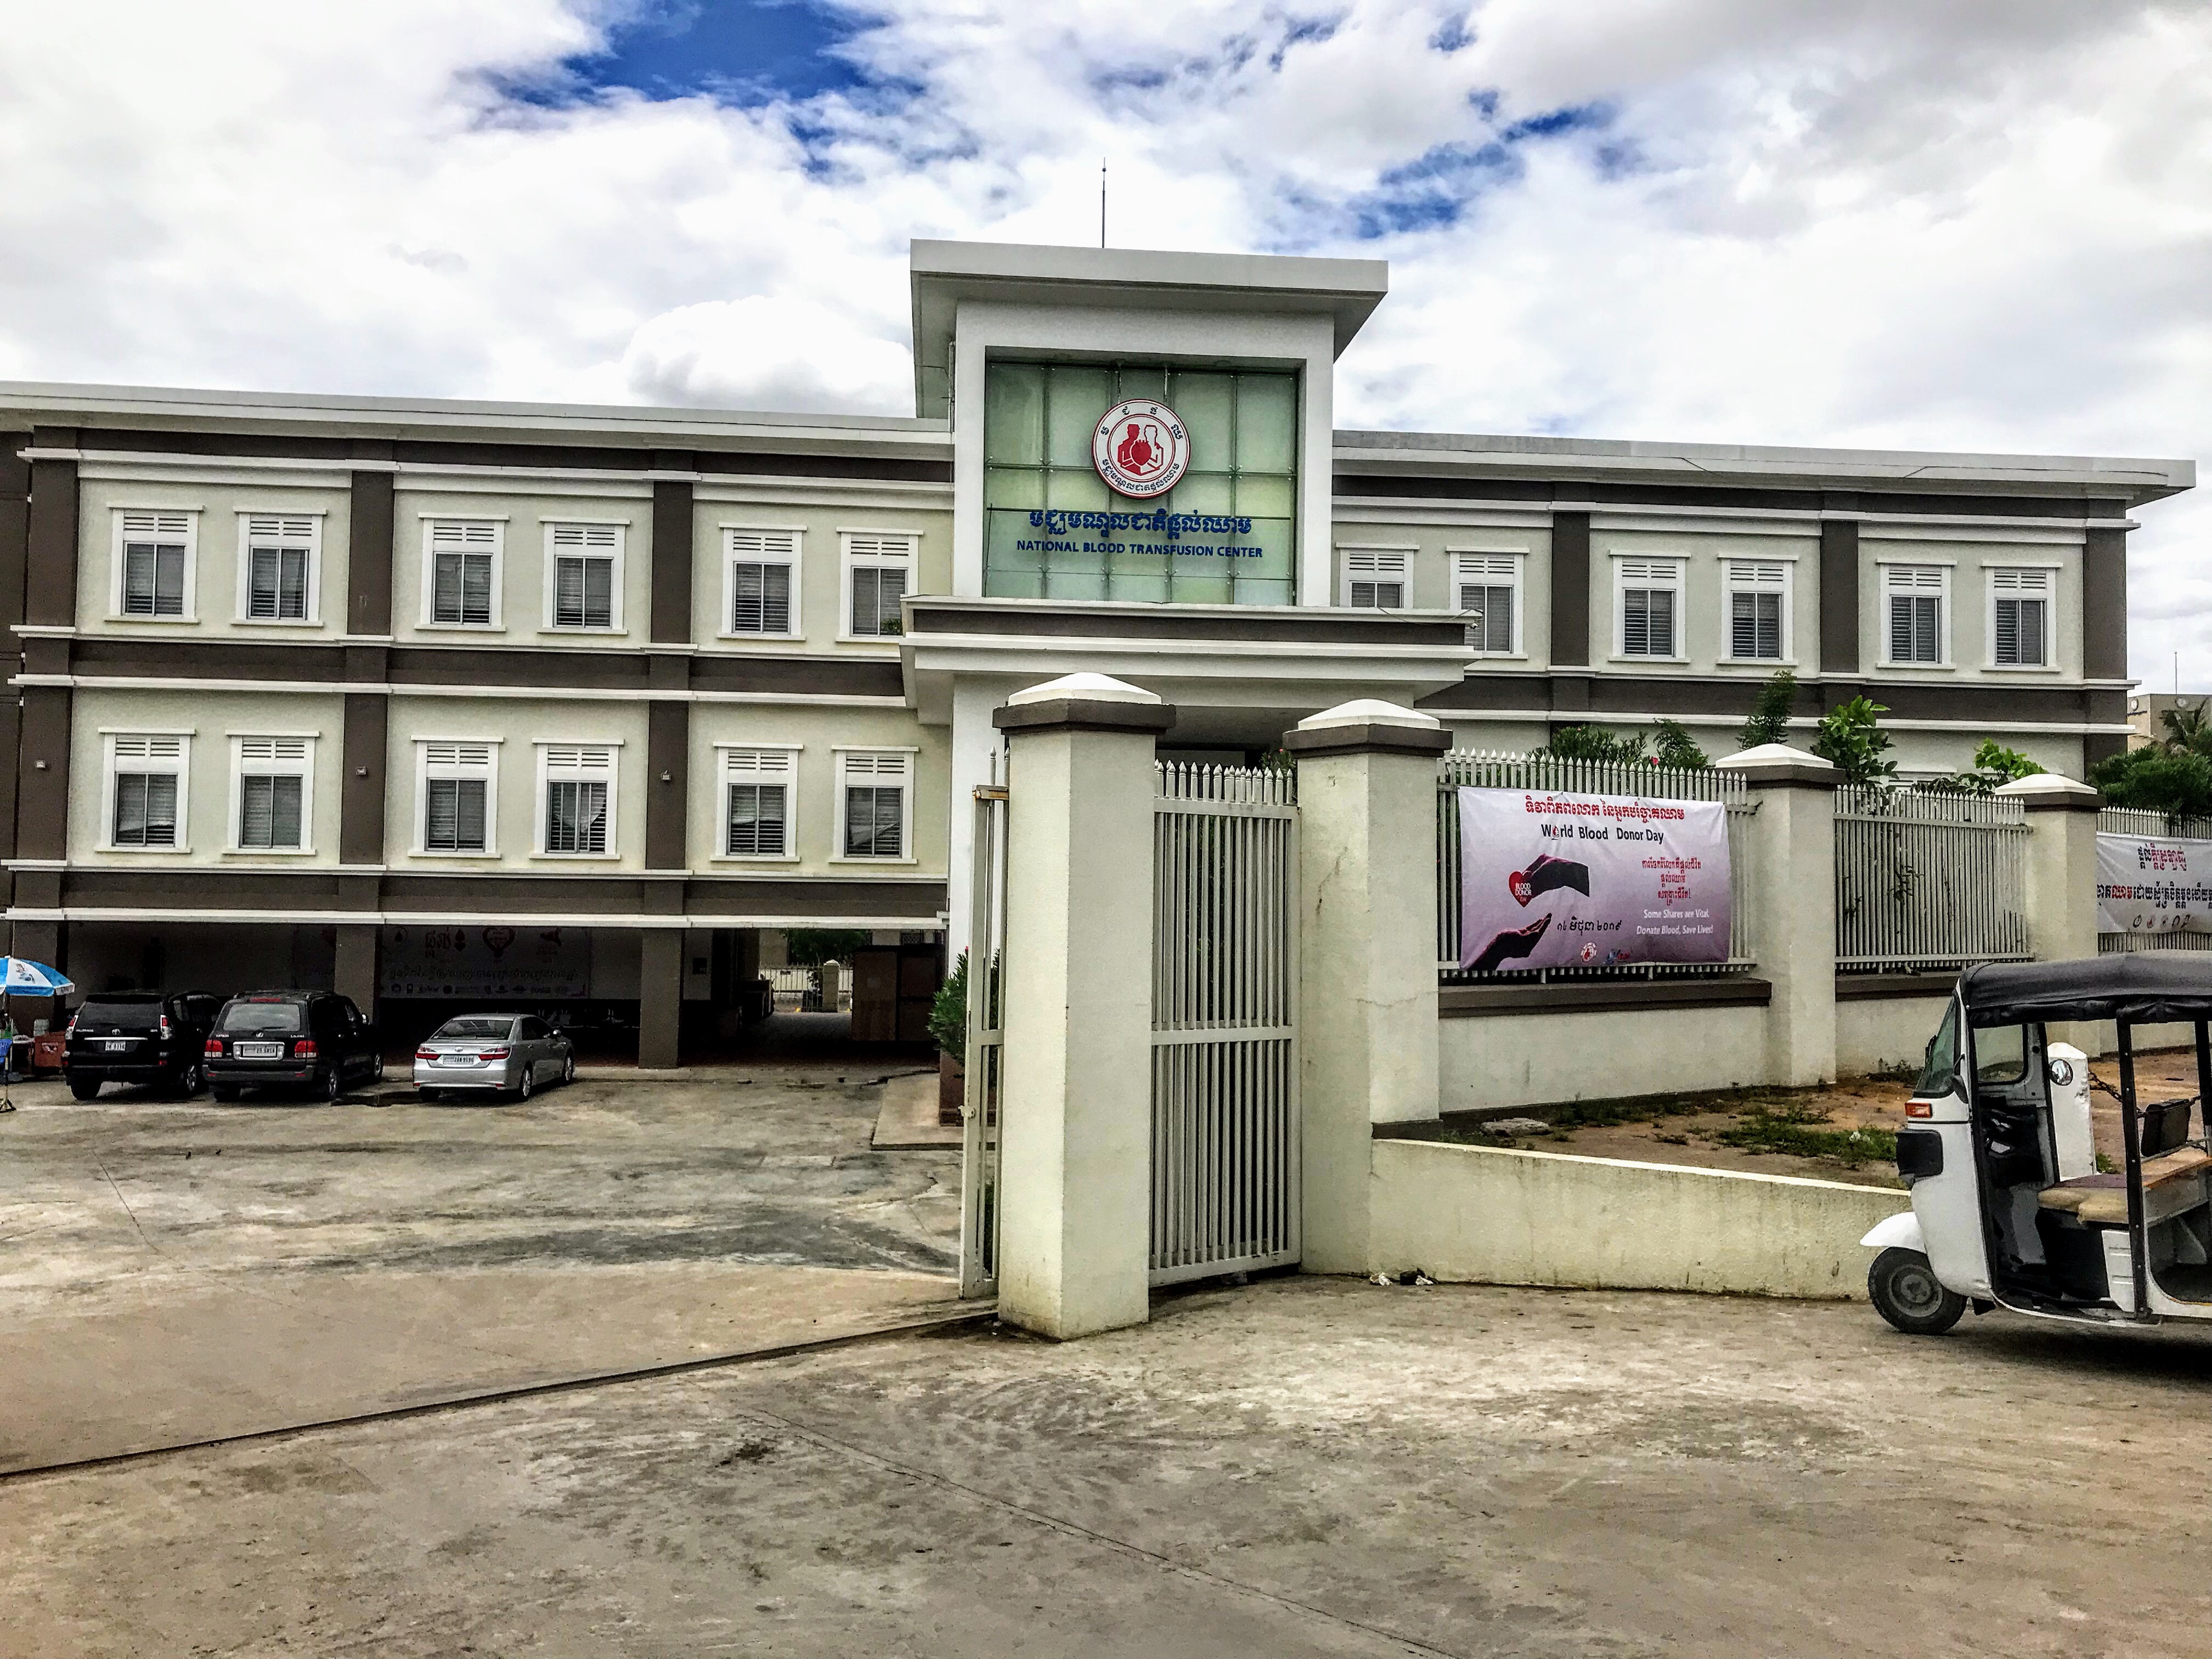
1961 953 2212 1026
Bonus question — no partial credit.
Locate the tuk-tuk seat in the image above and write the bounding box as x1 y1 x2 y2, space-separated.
2038 1146 2212 1228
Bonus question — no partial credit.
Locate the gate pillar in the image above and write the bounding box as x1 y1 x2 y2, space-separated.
1285 700 1449 1275
1716 743 1839 1086
990 674 1175 1340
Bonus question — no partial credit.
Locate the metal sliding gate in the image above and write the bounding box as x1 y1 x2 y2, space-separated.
1149 761 1300 1285
957 771 1008 1299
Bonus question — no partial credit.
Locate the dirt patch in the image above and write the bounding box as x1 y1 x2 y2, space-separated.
1409 1044 2205 1188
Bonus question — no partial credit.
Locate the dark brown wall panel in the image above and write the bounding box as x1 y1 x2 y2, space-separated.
2083 526 2128 681
15 685 72 860
340 693 389 865
1549 511 1591 668
348 469 395 637
1818 518 1860 676
0 437 30 864
25 448 78 629
650 479 694 645
645 699 690 871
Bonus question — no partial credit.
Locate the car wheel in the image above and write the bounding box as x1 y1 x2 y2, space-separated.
1869 1247 1967 1336
68 1076 101 1101
321 1066 345 1104
562 1052 575 1085
372 1053 386 1082
172 1061 204 1099
516 1064 535 1102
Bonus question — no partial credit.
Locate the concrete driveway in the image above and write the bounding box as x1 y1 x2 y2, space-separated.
5 1277 2209 1657
0 1066 964 1470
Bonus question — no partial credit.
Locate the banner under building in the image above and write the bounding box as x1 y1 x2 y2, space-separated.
1458 787 1732 971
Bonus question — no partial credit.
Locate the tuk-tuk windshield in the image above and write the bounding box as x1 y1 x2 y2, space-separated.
1973 1023 2030 1086
1915 1001 1961 1097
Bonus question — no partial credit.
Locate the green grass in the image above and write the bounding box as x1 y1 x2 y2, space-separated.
1714 1103 1898 1167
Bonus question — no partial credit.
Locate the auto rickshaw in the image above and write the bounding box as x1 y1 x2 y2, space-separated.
1861 952 2212 1334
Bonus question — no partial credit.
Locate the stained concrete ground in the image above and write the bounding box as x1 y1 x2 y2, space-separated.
0 1064 962 1470
5 1276 2210 1658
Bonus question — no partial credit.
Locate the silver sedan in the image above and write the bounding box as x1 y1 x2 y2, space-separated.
413 1014 575 1101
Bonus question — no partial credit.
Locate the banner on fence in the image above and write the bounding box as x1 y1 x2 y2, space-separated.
1458 787 1732 970
2096 832 2212 936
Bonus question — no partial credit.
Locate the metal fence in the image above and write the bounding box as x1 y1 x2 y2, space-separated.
1833 786 2030 971
1150 760 1300 1286
957 769 1009 1300
2097 804 2212 955
1436 750 1757 980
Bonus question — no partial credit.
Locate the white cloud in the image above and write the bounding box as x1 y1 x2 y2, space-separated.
0 0 2205 682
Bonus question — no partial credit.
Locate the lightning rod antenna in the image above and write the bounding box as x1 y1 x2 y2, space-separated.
1101 159 1107 249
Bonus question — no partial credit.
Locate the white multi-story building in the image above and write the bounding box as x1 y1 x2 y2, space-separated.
0 241 2190 1062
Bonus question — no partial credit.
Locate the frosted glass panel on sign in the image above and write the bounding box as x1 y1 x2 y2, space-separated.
1171 374 1235 469
985 467 1044 509
1234 474 1295 518
1170 473 1234 514
1117 364 1168 402
1236 376 1297 473
1045 468 1109 510
985 363 1045 465
1047 367 1113 465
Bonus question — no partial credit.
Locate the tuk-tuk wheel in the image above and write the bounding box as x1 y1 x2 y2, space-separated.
1869 1247 1967 1336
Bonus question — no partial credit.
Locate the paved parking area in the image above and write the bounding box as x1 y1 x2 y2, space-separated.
5 1277 2209 1657
0 1066 963 1469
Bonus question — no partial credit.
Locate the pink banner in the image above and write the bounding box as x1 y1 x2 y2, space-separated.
1458 787 1732 970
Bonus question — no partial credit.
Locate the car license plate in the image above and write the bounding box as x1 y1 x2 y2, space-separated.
102 1039 133 1051
438 1054 475 1066
236 1042 284 1059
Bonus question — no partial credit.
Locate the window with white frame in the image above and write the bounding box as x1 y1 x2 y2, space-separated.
232 736 313 851
844 533 915 639
1340 549 1408 608
545 523 622 631
1990 567 2052 668
1455 554 1521 653
726 528 800 636
115 511 195 619
1723 561 1790 662
837 751 911 860
105 733 188 849
419 741 497 854
721 748 797 859
1883 563 1948 665
1616 559 1683 658
240 515 318 623
539 744 616 856
424 520 501 627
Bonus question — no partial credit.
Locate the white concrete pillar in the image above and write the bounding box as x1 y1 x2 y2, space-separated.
1715 743 1840 1086
991 672 1174 1340
1995 772 2103 962
1284 699 1450 1276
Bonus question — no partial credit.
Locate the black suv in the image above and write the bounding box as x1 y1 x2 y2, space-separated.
64 992 226 1099
205 992 385 1102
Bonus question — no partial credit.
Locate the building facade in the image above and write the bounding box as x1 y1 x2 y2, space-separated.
0 241 2190 1061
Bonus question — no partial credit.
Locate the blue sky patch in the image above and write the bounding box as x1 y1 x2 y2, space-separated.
567 0 873 105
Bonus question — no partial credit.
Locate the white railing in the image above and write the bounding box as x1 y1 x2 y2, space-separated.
1834 786 2030 971
1150 760 1299 1285
2098 804 2212 955
1435 750 1757 979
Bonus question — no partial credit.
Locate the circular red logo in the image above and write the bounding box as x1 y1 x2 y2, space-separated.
1092 398 1190 499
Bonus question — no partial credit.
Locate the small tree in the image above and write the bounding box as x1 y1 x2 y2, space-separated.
1813 695 1897 787
1541 725 1645 765
2091 747 2212 817
1919 740 2044 796
1651 719 1709 770
928 950 967 1060
1737 669 1798 751
2160 701 2212 758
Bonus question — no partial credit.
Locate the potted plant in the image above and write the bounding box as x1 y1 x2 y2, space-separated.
930 951 967 1125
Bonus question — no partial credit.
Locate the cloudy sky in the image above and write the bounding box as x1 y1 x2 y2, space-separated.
2 1 2206 683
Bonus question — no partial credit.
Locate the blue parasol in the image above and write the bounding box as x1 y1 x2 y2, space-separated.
0 958 74 996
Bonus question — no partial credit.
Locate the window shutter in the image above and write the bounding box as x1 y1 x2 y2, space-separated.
112 735 185 761
245 516 315 541
550 523 620 550
236 737 309 763
121 512 192 539
845 533 917 560
727 529 799 559
543 745 614 772
430 521 499 547
724 748 795 777
841 752 910 780
422 742 493 770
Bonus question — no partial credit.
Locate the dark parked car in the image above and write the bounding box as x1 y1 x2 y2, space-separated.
204 992 384 1102
63 991 226 1099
